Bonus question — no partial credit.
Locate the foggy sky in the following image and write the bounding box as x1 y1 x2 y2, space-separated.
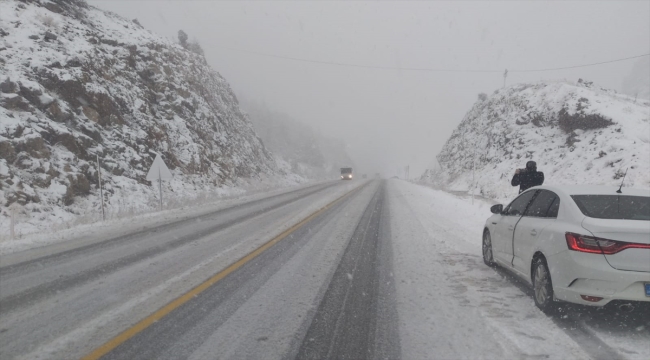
90 0 649 178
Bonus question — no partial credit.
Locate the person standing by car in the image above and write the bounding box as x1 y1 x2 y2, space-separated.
511 161 544 193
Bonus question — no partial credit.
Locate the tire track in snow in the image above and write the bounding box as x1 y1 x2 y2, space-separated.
296 182 400 359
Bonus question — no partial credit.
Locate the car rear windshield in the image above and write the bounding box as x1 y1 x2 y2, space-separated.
571 195 650 220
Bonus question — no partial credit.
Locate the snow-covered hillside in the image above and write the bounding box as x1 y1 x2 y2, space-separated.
241 99 355 179
0 0 289 235
421 80 650 201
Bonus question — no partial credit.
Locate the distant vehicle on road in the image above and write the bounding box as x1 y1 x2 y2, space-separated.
362 174 367 179
340 167 353 180
482 185 650 312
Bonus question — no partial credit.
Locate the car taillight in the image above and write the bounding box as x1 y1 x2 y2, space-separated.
565 232 650 255
580 295 603 302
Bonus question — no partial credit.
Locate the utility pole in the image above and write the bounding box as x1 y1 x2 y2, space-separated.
503 69 508 88
97 154 105 221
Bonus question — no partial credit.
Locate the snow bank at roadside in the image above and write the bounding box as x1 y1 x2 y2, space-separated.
388 180 590 359
391 180 650 360
0 177 320 256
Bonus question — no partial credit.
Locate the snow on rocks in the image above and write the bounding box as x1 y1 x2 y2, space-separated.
421 80 650 202
0 0 296 237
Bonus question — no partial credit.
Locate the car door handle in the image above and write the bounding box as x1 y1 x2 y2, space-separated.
491 222 497 225
508 226 514 231
530 230 538 236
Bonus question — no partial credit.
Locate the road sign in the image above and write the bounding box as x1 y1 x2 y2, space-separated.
146 154 173 181
146 154 172 210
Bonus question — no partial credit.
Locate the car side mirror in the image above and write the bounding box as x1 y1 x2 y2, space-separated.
490 204 503 214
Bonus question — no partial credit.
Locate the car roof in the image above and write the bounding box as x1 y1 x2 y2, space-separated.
531 185 650 197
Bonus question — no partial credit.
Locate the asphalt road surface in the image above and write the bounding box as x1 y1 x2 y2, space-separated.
1 179 648 360
0 180 398 359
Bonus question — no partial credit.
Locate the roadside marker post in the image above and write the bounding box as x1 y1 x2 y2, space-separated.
146 154 173 211
97 154 105 221
9 202 19 240
472 149 476 205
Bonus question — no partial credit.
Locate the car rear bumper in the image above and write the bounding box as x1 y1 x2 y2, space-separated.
550 250 650 306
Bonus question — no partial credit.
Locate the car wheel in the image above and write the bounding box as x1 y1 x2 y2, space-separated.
482 230 495 267
532 257 556 313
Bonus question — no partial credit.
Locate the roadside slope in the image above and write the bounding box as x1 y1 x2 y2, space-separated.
421 81 650 201
0 0 286 235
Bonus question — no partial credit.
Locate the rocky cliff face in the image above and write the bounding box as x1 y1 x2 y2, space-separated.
421 80 650 200
0 0 279 231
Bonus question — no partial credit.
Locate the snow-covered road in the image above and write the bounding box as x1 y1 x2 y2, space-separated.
0 180 647 359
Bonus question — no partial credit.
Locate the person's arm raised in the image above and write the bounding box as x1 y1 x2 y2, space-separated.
511 172 521 186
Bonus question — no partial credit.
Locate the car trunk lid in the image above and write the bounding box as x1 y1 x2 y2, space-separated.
582 217 650 272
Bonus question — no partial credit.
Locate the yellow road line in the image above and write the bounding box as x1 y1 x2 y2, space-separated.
82 184 364 360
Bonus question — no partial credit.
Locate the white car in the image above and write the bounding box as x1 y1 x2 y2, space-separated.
482 185 650 312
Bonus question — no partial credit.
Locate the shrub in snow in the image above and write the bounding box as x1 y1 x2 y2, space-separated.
40 15 57 29
187 40 204 56
178 30 188 47
558 97 613 133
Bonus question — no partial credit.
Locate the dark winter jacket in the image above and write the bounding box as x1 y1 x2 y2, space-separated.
511 171 544 193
